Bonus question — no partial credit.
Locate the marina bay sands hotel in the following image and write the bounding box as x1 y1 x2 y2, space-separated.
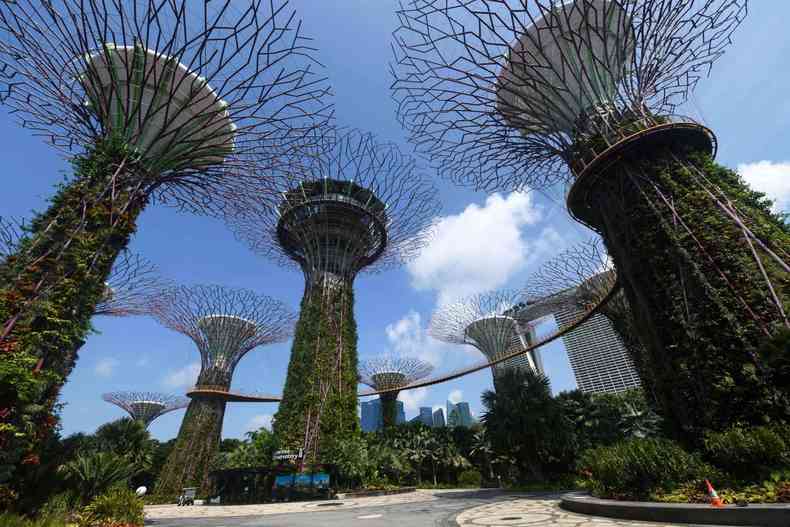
501 281 640 394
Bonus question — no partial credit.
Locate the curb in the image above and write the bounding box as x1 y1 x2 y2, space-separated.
560 492 790 527
334 487 416 500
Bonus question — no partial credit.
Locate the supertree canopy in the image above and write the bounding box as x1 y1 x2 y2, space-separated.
0 0 329 490
393 0 790 439
429 290 541 390
146 284 295 495
232 128 440 463
102 391 189 429
95 251 170 317
358 356 433 427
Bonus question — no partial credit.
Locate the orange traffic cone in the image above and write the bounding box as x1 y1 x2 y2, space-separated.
705 479 723 507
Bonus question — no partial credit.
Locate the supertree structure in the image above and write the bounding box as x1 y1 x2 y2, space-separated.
393 0 789 438
0 0 329 489
95 251 169 317
232 128 440 463
429 290 541 390
102 391 189 429
358 356 433 427
146 284 295 495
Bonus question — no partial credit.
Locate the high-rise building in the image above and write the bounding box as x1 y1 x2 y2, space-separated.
417 407 433 427
510 276 641 395
361 398 405 432
553 307 641 394
493 321 544 381
432 408 445 427
446 401 474 428
360 399 381 432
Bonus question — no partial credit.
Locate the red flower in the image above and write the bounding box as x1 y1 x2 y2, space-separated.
21 454 40 465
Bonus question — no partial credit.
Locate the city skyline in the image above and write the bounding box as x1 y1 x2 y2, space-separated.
2 2 786 441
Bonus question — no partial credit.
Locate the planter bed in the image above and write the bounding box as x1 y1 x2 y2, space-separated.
561 492 790 527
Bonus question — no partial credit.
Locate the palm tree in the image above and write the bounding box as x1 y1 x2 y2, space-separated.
481 368 572 482
470 429 494 480
58 451 136 504
93 418 153 472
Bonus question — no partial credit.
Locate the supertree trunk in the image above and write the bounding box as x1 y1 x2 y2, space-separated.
573 147 790 441
598 292 659 407
273 277 360 464
380 392 399 429
155 396 227 497
0 139 146 487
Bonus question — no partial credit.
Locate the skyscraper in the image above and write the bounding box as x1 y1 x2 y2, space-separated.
493 321 544 381
361 398 405 432
418 407 433 427
554 307 641 394
511 277 641 395
432 408 445 427
360 399 381 432
446 401 474 428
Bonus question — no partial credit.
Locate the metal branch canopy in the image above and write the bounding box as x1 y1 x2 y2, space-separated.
391 0 746 190
148 285 296 387
102 391 189 428
233 128 441 283
94 251 170 317
0 0 332 212
359 356 434 393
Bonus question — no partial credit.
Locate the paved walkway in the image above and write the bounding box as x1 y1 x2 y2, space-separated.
146 490 721 526
145 488 441 520
456 497 712 527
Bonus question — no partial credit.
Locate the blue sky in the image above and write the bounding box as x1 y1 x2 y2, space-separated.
1 1 789 441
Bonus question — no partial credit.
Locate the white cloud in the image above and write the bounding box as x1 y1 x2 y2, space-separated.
738 160 790 212
163 362 201 389
384 310 473 367
408 192 550 304
95 358 119 378
448 389 463 404
135 356 149 367
398 387 429 413
245 414 272 432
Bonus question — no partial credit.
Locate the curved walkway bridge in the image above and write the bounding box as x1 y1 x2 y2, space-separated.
186 282 619 403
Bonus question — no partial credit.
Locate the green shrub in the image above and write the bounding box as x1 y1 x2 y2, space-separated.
59 452 136 505
0 513 68 527
76 487 144 527
703 424 789 482
38 491 78 519
654 471 790 504
457 470 482 488
579 438 719 500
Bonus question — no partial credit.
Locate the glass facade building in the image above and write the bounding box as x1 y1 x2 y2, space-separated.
360 398 405 432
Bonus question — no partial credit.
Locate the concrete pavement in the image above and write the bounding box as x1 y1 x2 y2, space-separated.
145 489 728 526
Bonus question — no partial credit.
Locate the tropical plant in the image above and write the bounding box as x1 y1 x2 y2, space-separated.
702 424 789 482
58 452 136 505
482 368 574 482
93 418 154 474
469 429 495 480
458 469 482 488
76 487 144 527
579 438 720 500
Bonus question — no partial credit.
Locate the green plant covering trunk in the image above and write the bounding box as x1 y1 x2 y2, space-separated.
598 291 659 406
380 392 398 429
0 138 146 502
154 395 227 497
572 148 790 442
273 277 360 464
